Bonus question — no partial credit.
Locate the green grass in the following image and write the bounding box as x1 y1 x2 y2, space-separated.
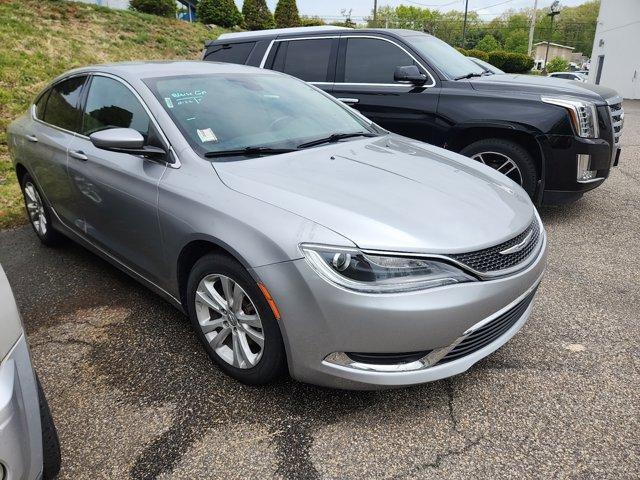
0 0 229 228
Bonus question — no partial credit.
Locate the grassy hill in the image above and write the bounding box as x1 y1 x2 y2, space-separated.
0 0 229 228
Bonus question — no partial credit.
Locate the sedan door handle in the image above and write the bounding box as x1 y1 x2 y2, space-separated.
337 98 360 105
26 135 38 143
69 150 88 161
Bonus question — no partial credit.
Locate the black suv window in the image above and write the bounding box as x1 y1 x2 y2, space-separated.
344 38 417 84
42 76 86 132
82 76 150 137
272 39 333 82
205 42 256 64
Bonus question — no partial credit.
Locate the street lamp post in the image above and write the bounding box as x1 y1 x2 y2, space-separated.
541 1 561 75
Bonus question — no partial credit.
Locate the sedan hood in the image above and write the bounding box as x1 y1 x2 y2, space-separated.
213 135 535 254
470 74 619 103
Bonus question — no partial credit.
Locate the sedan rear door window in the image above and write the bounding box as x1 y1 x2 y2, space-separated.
42 76 86 132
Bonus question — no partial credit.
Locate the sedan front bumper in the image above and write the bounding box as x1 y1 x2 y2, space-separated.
0 335 43 480
253 232 548 389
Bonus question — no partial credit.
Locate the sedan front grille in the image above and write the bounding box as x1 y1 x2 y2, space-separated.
436 287 537 365
449 220 541 275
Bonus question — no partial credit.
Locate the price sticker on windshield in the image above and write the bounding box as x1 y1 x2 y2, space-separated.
197 128 218 143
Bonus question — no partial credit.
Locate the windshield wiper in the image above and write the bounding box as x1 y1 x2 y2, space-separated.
454 72 485 80
204 146 299 158
297 132 378 149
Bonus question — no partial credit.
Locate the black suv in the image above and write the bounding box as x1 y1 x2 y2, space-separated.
203 26 624 205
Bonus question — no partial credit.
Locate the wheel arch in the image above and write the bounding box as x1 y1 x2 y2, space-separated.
176 235 256 311
446 123 545 181
14 162 30 185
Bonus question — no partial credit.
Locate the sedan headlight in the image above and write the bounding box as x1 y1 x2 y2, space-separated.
542 96 599 138
300 244 476 293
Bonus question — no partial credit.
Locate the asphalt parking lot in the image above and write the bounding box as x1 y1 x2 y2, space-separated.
1 101 639 480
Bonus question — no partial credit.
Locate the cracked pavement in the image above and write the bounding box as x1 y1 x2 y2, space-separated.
0 101 639 479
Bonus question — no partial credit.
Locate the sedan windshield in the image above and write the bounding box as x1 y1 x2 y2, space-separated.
144 73 377 159
405 34 486 80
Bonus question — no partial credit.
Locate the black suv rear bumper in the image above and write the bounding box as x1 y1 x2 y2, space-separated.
537 134 617 206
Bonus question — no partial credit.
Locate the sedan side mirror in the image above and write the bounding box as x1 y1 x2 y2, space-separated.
89 128 166 158
394 65 428 86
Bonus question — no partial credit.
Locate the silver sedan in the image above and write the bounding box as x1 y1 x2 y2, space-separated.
7 61 547 389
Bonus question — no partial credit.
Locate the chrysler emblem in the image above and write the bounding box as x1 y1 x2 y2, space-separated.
499 230 533 255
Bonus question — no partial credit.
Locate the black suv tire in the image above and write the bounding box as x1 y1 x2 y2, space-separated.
460 138 538 197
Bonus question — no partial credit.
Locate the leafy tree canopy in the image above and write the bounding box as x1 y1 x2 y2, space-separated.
197 0 243 28
242 0 274 30
475 34 501 52
274 0 300 28
546 56 570 73
130 0 176 18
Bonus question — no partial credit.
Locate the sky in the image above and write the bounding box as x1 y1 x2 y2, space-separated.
233 0 590 22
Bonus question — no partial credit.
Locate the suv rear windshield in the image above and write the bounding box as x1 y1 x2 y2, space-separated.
144 73 374 158
205 42 256 64
405 34 485 79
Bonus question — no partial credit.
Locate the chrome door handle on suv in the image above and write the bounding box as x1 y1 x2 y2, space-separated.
26 135 38 143
69 150 88 161
337 98 360 105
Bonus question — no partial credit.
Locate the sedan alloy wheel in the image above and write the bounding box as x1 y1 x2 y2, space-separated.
194 274 265 369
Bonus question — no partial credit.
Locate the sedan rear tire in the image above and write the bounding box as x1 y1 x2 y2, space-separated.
20 173 66 246
186 253 287 385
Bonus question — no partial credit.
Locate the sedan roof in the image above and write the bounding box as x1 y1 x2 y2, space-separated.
58 60 273 83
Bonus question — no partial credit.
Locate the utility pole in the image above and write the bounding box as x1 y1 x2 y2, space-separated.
461 0 469 48
527 0 539 56
373 0 378 27
542 1 561 75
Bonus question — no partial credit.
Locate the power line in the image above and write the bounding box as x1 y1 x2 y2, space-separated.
387 0 462 7
469 0 518 12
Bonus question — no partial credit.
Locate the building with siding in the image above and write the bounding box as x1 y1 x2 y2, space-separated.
589 0 640 99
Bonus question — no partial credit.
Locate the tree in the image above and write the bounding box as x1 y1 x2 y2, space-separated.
504 30 529 54
197 0 243 27
242 0 274 30
475 34 501 52
130 0 176 18
300 16 325 27
546 56 569 73
274 0 300 28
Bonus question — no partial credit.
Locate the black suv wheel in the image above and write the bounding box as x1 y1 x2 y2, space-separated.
460 138 538 196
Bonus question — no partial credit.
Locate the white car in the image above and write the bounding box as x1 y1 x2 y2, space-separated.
0 265 60 479
548 71 588 82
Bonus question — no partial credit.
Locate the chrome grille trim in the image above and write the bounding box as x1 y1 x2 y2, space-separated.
448 219 543 277
607 95 624 150
358 214 545 280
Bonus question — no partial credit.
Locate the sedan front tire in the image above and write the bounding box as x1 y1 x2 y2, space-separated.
186 253 287 385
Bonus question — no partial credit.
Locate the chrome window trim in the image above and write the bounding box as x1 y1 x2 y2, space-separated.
259 36 338 69
31 72 90 138
259 34 436 88
31 71 180 168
